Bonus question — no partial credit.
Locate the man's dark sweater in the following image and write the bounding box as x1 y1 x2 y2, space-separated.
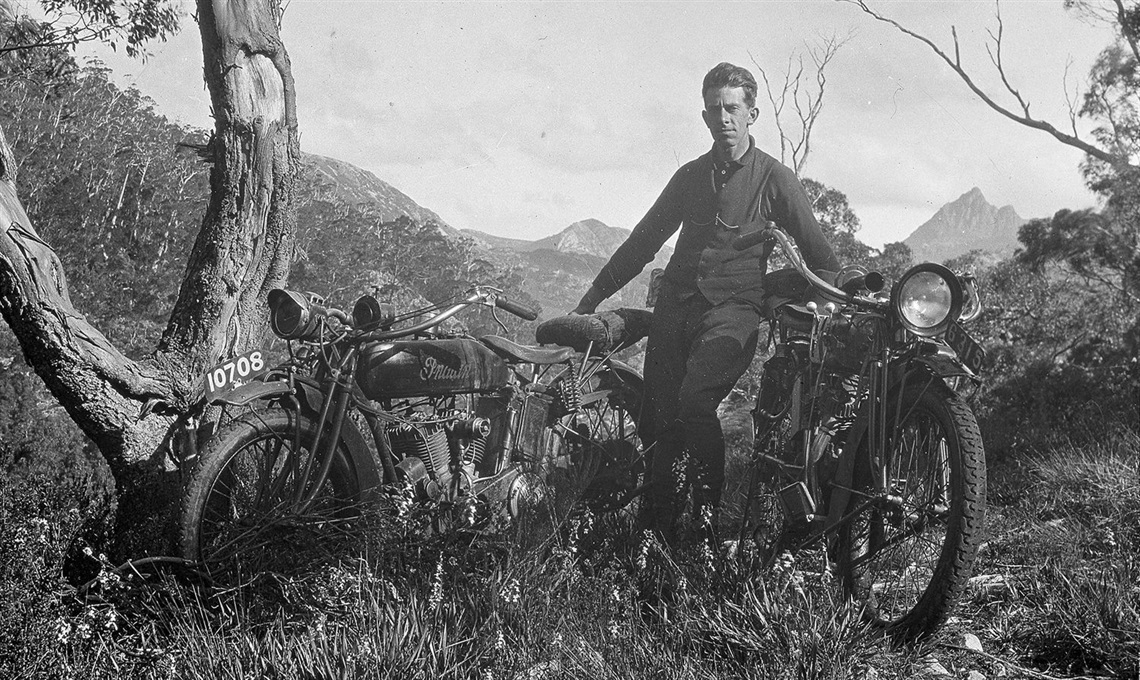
590 139 839 307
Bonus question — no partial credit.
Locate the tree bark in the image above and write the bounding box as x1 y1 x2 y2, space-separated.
0 0 300 556
160 0 299 380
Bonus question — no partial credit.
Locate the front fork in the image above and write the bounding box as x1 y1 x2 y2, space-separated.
293 348 359 511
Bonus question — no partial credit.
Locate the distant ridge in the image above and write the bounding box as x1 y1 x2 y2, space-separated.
465 219 671 317
903 187 1026 263
304 154 446 228
463 219 652 260
301 154 664 318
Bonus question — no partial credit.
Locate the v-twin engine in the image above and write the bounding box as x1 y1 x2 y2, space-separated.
386 402 544 523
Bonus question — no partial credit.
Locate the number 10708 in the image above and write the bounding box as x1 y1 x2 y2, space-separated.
205 350 267 397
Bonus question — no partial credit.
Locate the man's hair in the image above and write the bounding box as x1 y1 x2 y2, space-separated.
702 62 757 107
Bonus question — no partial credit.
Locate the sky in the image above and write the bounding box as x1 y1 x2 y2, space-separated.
73 0 1115 248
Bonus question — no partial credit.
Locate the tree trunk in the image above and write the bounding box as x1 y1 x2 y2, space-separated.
0 0 300 556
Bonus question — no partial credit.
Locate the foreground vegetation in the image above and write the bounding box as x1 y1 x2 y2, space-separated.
1 426 1137 679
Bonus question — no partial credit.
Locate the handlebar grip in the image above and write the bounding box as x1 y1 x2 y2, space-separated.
495 295 539 321
732 222 776 251
837 270 886 295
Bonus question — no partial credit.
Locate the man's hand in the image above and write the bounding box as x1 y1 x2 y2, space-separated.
570 285 604 315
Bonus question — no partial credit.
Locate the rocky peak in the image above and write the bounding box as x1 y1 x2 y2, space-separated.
532 219 632 259
903 187 1026 263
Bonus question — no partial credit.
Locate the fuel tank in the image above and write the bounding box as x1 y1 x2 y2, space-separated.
356 338 510 400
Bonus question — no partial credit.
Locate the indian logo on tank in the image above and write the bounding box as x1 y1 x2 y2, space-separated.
419 351 470 382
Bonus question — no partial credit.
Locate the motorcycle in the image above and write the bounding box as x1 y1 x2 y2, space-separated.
179 285 650 577
731 222 987 642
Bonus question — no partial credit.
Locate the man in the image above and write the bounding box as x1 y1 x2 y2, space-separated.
571 62 839 538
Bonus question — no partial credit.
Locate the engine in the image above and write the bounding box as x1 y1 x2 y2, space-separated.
390 409 490 499
385 392 547 524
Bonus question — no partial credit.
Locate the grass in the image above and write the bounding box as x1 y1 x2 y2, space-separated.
2 430 1139 679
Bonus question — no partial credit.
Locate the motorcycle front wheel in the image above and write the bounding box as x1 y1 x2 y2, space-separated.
837 379 986 642
180 407 370 581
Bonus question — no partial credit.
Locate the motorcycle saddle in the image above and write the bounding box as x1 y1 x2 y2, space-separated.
535 308 653 355
480 335 576 365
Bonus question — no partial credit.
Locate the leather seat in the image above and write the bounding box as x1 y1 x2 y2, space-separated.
480 335 576 364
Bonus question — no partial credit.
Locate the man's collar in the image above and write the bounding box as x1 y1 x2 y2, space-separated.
708 136 756 168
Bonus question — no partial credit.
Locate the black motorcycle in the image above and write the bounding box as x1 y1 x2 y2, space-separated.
733 222 987 642
180 285 650 576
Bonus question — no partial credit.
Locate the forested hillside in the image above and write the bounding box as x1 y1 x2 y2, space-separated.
0 55 537 491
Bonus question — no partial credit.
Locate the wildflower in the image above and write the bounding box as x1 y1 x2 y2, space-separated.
607 619 621 638
501 578 521 605
54 619 73 644
29 517 49 545
428 556 445 612
635 532 650 571
494 628 506 651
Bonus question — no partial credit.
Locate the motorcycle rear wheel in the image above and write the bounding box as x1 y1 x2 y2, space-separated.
837 379 986 642
547 361 645 514
180 408 369 581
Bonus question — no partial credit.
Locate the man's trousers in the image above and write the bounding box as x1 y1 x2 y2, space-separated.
639 286 762 530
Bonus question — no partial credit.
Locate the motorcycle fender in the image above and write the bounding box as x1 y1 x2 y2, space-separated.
210 381 292 407
908 353 976 382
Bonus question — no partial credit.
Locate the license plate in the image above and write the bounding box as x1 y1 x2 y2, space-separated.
944 322 986 374
203 348 269 399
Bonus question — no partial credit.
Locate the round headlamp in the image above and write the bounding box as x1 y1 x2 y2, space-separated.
352 295 396 331
890 263 963 337
267 289 321 340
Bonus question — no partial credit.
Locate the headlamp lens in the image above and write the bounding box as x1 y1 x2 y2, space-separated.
891 263 963 336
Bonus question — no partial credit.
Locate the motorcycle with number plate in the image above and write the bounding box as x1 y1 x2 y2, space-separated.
180 285 649 579
732 222 987 643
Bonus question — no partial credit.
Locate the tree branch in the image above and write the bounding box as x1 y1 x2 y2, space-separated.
750 32 850 175
1112 0 1140 65
840 0 1134 168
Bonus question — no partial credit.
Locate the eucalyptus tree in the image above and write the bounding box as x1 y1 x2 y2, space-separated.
0 0 302 553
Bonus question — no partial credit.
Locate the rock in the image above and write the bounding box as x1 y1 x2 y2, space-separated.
968 574 1010 597
919 655 952 677
967 671 986 680
962 632 984 652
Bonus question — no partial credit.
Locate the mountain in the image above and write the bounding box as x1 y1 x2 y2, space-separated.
301 156 666 319
463 219 643 260
464 219 673 317
903 187 1026 263
304 154 447 228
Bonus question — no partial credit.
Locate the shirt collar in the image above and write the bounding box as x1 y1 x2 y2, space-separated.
708 135 756 171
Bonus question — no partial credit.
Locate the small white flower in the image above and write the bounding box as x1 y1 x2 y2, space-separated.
501 578 521 605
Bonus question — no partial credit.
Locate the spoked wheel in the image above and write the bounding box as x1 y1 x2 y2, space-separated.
180 408 371 582
837 380 986 642
546 361 645 514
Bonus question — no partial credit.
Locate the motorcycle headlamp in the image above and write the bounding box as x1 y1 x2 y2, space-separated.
268 289 323 340
352 295 396 331
890 263 963 337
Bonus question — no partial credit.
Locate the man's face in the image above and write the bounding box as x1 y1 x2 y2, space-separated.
701 86 758 159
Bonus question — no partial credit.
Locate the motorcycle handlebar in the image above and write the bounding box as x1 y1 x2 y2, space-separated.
732 223 885 308
358 288 536 342
495 295 539 321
